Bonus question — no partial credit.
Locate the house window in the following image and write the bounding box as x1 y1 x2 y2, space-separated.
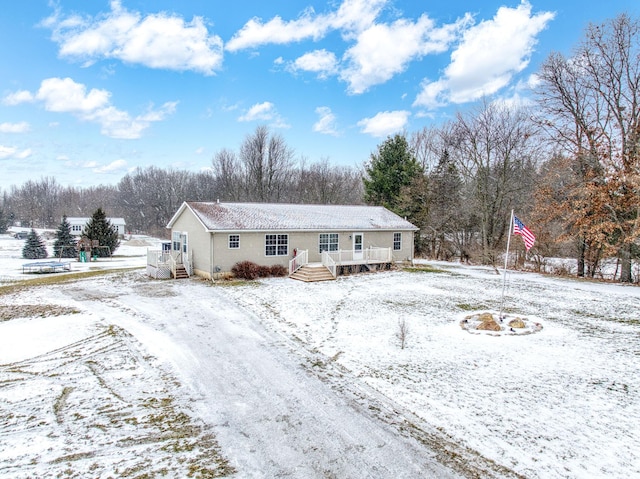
319 233 339 253
172 231 181 251
393 232 402 251
265 234 288 256
229 234 240 249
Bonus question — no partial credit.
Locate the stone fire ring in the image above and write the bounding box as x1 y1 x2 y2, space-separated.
460 312 543 336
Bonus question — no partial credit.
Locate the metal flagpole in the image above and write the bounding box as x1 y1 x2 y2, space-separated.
499 209 514 319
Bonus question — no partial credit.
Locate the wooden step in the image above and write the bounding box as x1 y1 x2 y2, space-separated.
173 266 189 279
290 264 335 282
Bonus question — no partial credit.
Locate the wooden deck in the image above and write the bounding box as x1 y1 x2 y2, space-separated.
289 247 393 281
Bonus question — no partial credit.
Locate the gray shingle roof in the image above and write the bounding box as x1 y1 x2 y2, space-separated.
182 202 417 231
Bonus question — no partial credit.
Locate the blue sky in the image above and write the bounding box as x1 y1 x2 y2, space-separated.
0 0 637 190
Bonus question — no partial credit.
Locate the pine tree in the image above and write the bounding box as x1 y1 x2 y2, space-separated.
22 229 48 259
363 134 422 214
83 208 120 257
53 215 77 258
0 207 7 234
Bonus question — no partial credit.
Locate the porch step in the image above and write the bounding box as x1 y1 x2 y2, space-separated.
290 264 335 282
173 266 189 279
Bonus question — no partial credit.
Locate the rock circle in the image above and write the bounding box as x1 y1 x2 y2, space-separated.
460 311 542 336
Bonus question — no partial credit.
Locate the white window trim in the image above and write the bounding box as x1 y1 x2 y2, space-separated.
393 232 402 251
228 234 240 249
318 233 339 253
265 234 289 256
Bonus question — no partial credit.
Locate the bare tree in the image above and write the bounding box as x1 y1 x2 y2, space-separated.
239 125 295 202
409 126 447 173
535 13 640 281
396 318 409 350
447 100 540 264
295 158 364 204
211 148 242 201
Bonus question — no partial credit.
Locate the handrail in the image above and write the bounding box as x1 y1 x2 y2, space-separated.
321 251 337 278
289 249 308 274
169 253 177 278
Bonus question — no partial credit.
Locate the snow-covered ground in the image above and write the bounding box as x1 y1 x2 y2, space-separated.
1 233 639 478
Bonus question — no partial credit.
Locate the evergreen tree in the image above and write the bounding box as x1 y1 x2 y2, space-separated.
22 229 48 259
397 173 430 256
83 208 120 257
363 134 422 213
53 215 77 258
0 207 7 234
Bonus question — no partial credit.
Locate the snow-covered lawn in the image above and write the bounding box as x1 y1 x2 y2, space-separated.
222 264 640 478
1 233 639 478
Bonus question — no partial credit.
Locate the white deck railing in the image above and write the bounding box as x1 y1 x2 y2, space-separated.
147 249 192 278
147 250 172 268
321 251 337 278
325 247 391 265
289 249 308 274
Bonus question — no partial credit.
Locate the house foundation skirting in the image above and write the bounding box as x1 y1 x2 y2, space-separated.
146 264 171 279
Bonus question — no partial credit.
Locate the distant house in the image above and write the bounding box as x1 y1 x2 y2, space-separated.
67 217 127 237
148 201 418 281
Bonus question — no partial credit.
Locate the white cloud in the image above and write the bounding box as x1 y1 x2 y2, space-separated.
414 1 554 109
238 102 276 122
225 0 477 95
341 14 471 94
0 122 30 133
2 90 34 106
0 145 32 160
226 0 386 51
5 77 176 139
36 77 111 113
291 50 338 78
45 0 223 75
92 159 128 173
330 0 387 39
357 110 410 137
226 9 327 52
238 101 289 128
313 107 339 136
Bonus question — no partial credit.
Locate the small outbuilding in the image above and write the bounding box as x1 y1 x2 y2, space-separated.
151 201 418 281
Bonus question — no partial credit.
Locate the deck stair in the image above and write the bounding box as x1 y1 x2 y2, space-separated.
173 265 189 279
290 264 335 282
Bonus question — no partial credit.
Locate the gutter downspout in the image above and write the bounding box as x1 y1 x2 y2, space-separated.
210 232 215 280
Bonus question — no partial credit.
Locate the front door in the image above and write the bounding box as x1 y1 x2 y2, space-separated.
353 233 363 260
172 231 188 263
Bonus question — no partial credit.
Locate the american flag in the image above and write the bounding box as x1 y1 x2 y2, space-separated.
513 216 535 250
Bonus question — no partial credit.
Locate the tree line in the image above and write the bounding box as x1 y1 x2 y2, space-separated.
1 13 638 281
363 13 640 282
0 131 364 238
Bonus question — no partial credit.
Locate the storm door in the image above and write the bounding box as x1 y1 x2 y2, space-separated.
353 232 363 260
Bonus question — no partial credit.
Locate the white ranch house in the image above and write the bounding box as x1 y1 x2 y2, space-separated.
147 202 418 281
67 217 127 237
